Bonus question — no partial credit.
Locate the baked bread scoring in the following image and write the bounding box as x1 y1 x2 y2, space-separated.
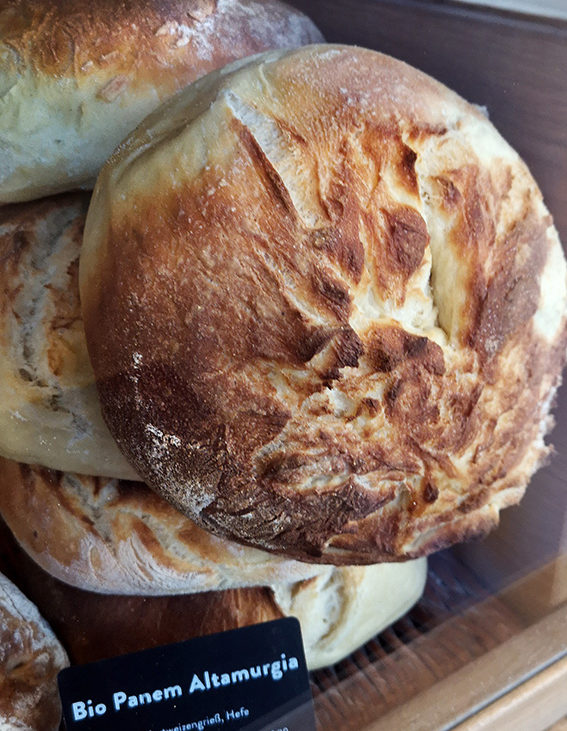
0 571 68 730
81 45 567 563
0 0 323 203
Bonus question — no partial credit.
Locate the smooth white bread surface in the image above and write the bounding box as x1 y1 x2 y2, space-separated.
275 558 427 669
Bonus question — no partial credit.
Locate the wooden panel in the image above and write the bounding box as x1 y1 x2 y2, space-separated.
495 555 567 624
310 551 526 729
361 602 567 730
451 0 567 21
454 656 567 731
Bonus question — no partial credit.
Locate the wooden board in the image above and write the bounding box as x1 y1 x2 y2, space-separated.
310 550 528 729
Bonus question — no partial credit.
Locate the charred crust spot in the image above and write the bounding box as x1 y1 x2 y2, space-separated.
334 327 364 369
385 378 402 408
295 327 334 363
368 325 445 376
361 397 378 415
422 481 439 503
344 239 365 281
382 205 429 277
311 269 351 320
398 143 418 193
319 326 364 381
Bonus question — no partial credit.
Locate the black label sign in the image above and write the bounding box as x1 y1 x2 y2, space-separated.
58 618 316 731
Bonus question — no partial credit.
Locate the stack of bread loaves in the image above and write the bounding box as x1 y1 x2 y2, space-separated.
2 0 567 728
1 1 413 728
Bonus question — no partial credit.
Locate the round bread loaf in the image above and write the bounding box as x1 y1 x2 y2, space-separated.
0 516 426 671
0 570 68 731
0 0 323 203
0 457 322 594
81 45 567 563
0 193 138 479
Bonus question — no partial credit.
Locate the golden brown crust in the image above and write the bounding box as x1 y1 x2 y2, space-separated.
0 515 427 671
1 0 318 87
81 45 567 563
0 517 283 666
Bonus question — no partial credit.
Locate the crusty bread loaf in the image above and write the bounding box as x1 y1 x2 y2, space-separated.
0 0 323 203
272 561 426 668
0 516 426 671
0 193 138 478
0 570 68 731
81 45 567 563
0 457 322 594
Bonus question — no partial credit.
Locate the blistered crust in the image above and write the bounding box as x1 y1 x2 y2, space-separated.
81 45 567 563
0 0 323 202
0 571 68 730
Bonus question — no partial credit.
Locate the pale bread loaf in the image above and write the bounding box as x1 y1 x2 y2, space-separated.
0 0 323 203
0 193 138 479
0 571 68 731
81 45 567 563
273 561 426 668
0 515 426 671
